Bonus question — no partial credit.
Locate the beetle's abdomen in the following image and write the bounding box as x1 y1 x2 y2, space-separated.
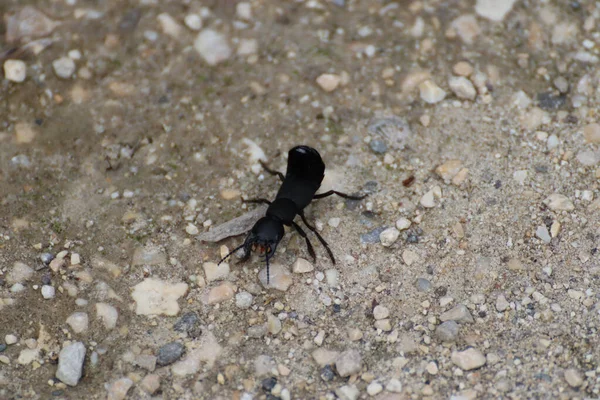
286 146 325 183
266 198 298 225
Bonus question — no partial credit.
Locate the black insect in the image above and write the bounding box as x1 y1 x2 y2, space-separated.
218 145 367 283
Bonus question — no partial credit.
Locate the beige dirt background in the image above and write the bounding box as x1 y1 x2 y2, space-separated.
1 0 599 399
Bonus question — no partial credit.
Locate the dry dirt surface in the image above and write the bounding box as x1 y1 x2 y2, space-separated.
1 0 600 399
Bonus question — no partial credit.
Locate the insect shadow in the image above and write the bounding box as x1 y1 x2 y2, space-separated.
218 145 367 283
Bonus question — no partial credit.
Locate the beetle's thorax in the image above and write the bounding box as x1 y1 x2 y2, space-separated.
266 198 298 225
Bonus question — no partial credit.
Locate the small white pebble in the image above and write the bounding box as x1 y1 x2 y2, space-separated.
70 253 81 266
184 14 202 31
41 285 56 299
3 60 27 82
395 218 411 230
68 49 82 60
5 335 18 345
185 223 199 235
367 381 383 396
380 227 400 247
373 305 390 320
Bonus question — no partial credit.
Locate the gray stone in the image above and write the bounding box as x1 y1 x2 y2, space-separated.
156 342 184 366
52 57 76 79
416 278 432 292
335 385 359 400
369 139 387 154
440 304 474 323
495 295 510 312
360 227 387 244
173 312 202 338
335 350 362 377
235 291 253 309
451 348 486 370
435 320 459 342
56 342 86 386
6 262 34 285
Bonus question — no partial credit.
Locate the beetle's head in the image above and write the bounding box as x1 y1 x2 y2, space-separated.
244 217 284 259
218 217 284 284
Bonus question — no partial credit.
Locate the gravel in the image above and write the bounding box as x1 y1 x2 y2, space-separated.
1 2 599 399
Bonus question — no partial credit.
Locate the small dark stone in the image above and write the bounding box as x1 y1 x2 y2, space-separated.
564 115 578 124
0 278 5 287
41 253 54 265
119 8 142 33
51 390 64 397
570 1 580 10
369 139 388 154
41 274 52 285
535 373 553 382
360 227 387 244
363 181 379 193
434 286 448 297
35 118 44 126
534 165 549 173
426 265 435 275
478 311 487 318
266 395 281 400
537 92 567 110
494 180 502 189
320 365 335 381
333 304 341 313
174 312 202 337
156 342 185 366
0 344 7 352
406 234 419 244
261 377 277 391
361 211 376 219
158 95 169 104
179 192 191 202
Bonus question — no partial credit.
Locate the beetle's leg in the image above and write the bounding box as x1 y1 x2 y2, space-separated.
313 190 367 201
298 212 335 264
241 198 272 205
291 221 316 262
259 160 285 182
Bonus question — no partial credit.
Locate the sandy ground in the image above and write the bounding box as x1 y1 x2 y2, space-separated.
1 0 600 399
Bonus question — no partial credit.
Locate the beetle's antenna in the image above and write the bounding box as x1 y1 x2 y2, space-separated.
218 243 246 265
265 255 270 285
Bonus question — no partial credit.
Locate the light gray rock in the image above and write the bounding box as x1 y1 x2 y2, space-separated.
335 350 362 377
56 342 86 386
440 304 474 323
